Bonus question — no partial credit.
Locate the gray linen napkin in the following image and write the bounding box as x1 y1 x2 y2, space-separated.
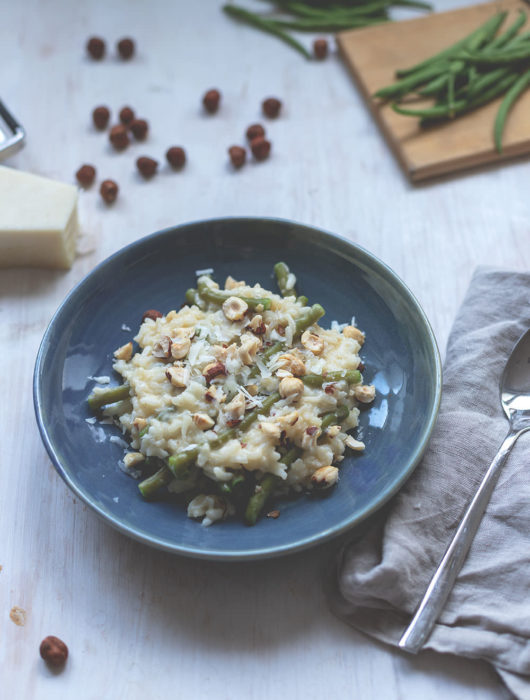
329 267 530 700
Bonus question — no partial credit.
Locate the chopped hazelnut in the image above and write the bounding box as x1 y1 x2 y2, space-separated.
311 466 339 489
344 435 365 451
279 376 304 401
353 384 375 403
277 353 306 377
260 421 281 440
153 336 172 358
193 413 215 430
301 330 324 355
124 452 145 468
203 361 226 382
170 336 191 360
225 275 245 290
114 341 133 361
326 425 342 438
343 325 365 345
166 365 189 388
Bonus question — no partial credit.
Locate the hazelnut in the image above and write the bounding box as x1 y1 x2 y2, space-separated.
277 353 306 377
279 376 304 401
313 38 328 60
136 156 158 178
92 105 110 130
119 106 135 125
166 366 189 388
39 635 68 667
250 137 271 161
75 164 96 188
246 123 265 141
267 510 280 519
130 118 149 140
100 179 119 204
260 421 281 440
343 325 365 345
170 336 191 360
248 314 266 335
192 413 215 430
166 146 186 169
153 336 172 358
114 341 133 361
222 296 248 321
228 146 246 169
311 466 339 489
202 89 221 114
123 452 145 468
142 309 163 322
203 361 226 382
301 330 324 355
117 37 135 60
86 36 105 60
344 435 366 451
109 124 130 151
262 97 282 118
353 384 376 404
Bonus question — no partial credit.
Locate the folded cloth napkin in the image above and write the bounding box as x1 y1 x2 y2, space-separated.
329 267 530 700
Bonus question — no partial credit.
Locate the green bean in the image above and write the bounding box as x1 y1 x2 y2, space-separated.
374 61 451 101
138 466 174 499
467 32 530 99
494 67 530 152
222 5 311 60
302 370 361 388
185 288 204 307
273 16 388 32
248 341 285 379
296 295 308 306
320 404 350 432
220 474 246 495
244 447 301 526
88 384 130 411
274 261 297 297
197 277 272 311
168 445 199 478
294 303 325 337
212 392 281 446
394 11 507 78
487 9 527 51
458 48 530 66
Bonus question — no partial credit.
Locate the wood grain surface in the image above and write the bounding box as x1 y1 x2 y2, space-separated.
0 1 526 699
338 0 530 181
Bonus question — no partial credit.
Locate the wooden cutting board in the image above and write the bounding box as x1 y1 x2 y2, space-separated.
337 0 530 181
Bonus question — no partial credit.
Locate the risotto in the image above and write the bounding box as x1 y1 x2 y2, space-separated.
88 265 375 526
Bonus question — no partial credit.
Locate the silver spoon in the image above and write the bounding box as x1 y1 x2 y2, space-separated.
399 328 530 654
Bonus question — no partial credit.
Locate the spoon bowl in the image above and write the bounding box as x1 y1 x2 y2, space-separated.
502 329 530 422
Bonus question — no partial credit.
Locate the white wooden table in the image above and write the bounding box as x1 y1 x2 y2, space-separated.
1 0 526 697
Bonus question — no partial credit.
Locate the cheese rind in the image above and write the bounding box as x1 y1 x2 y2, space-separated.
0 166 79 269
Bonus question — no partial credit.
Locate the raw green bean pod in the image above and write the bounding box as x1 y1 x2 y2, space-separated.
494 67 530 152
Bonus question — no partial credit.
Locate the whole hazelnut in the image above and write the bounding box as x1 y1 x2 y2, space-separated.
313 38 328 60
262 97 282 119
86 36 106 60
75 164 96 188
109 124 130 151
228 146 246 169
202 89 221 114
100 179 119 204
166 146 186 169
142 309 163 322
136 156 158 178
117 37 135 60
250 137 271 161
130 118 149 140
119 106 135 125
39 636 68 667
92 105 110 130
246 123 265 141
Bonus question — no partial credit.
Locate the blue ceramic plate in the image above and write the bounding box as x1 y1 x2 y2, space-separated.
34 218 441 560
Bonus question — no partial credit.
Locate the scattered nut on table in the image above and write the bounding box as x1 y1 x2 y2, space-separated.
136 156 158 178
228 146 246 169
313 38 328 60
39 635 68 667
86 36 105 60
246 123 265 141
109 124 130 150
100 179 119 204
166 146 186 169
203 89 221 114
92 105 110 130
130 118 149 141
262 97 282 118
117 37 135 60
250 136 271 161
75 164 96 188
119 106 135 125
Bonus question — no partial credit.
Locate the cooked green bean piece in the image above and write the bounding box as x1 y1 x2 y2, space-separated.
294 304 325 337
274 262 297 297
138 465 174 499
302 370 361 388
494 67 530 152
185 288 204 307
297 295 308 306
222 5 311 59
168 445 199 478
88 384 130 411
214 392 281 446
197 277 272 311
320 404 350 432
244 447 301 526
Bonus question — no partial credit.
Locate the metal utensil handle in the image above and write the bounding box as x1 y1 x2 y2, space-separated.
399 429 521 654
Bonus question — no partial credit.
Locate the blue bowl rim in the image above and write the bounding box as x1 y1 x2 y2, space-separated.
33 216 442 561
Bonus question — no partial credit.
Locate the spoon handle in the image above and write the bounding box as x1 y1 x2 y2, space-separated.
398 428 522 654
